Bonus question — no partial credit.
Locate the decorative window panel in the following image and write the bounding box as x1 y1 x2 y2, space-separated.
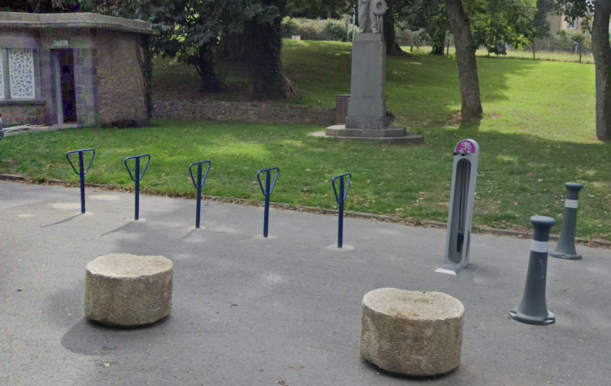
0 53 4 99
9 49 35 99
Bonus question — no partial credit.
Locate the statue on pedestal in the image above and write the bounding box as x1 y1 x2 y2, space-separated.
358 0 388 34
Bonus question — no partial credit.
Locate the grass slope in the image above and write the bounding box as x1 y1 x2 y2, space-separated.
2 40 610 240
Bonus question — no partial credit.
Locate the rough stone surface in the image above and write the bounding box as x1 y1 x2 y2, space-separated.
153 99 335 126
0 103 45 125
323 125 424 145
1 20 150 128
346 33 388 130
95 32 148 127
85 253 173 327
360 288 464 377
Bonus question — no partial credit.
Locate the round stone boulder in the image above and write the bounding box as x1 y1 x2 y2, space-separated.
360 288 464 377
85 254 173 327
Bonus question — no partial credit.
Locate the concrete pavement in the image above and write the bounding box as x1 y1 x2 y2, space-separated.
0 181 610 386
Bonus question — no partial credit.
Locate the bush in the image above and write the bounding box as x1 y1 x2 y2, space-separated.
394 28 429 47
281 18 356 42
297 21 324 41
323 19 347 41
281 17 299 39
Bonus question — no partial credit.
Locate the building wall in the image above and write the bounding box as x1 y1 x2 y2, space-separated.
0 28 46 125
547 14 583 34
0 103 45 125
0 25 149 128
94 31 147 127
39 29 98 127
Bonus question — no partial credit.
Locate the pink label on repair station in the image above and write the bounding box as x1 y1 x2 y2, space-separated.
455 140 477 154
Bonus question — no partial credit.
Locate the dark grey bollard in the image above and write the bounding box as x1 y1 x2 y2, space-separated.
510 216 557 325
550 183 584 260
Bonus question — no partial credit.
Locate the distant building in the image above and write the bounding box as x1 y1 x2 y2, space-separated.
547 14 584 34
0 12 154 127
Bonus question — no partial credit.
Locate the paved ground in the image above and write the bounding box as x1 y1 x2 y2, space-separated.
1 181 610 386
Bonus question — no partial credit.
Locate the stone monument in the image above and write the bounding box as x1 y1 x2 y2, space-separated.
324 0 423 144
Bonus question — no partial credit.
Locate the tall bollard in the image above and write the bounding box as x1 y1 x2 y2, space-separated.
550 183 584 260
436 139 480 275
331 173 352 249
66 149 96 214
124 154 151 221
256 167 279 238
510 216 557 325
189 160 212 229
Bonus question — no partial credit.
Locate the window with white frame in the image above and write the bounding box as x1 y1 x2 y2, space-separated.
569 18 579 30
0 48 37 100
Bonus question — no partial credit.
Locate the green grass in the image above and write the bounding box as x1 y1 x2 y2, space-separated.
2 40 610 240
407 45 594 64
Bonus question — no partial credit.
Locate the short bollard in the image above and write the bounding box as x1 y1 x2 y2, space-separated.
510 215 557 325
550 183 584 260
331 173 351 249
189 160 211 229
256 167 279 238
66 149 96 214
124 154 151 221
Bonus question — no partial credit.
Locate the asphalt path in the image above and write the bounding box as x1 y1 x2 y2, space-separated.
0 181 609 386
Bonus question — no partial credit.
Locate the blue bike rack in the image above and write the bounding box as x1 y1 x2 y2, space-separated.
124 154 151 221
332 173 351 248
256 167 279 238
189 160 212 229
66 148 96 214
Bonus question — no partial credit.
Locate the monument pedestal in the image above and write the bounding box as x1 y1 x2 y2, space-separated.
324 33 423 145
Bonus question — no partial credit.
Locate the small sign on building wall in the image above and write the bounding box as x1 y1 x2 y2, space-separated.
53 40 69 48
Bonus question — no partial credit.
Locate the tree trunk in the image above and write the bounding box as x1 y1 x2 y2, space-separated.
384 7 403 56
445 0 483 121
592 1 611 142
136 35 153 121
431 30 446 56
345 13 350 37
246 15 287 100
220 32 248 62
193 47 221 93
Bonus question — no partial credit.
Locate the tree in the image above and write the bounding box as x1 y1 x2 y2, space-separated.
84 0 289 99
245 0 289 99
467 0 538 55
445 0 483 120
3 0 80 12
530 0 554 39
403 0 450 56
288 0 347 18
558 0 609 141
384 4 406 55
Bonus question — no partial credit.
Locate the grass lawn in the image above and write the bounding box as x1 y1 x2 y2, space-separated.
2 40 611 240
406 45 594 64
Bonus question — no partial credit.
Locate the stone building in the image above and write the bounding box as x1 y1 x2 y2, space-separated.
0 12 154 127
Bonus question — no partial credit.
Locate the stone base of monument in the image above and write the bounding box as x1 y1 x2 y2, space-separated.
325 125 424 145
85 254 173 327
360 288 464 377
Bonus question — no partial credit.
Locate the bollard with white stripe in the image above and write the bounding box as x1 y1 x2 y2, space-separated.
550 183 584 260
510 216 557 325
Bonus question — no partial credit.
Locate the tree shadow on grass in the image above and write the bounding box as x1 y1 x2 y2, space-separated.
386 54 541 128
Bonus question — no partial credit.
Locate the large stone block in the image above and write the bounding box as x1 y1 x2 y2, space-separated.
85 254 173 327
360 288 464 377
349 34 386 99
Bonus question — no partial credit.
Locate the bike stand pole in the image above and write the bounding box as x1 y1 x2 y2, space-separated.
189 161 212 229
66 148 96 214
332 173 352 249
135 158 140 220
256 167 280 238
124 154 151 221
